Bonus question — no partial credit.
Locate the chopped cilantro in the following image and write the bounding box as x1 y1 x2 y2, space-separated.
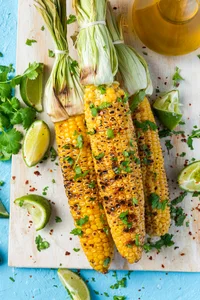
0 52 3 57
179 121 185 125
26 39 37 46
52 179 56 183
187 129 200 150
76 216 89 226
144 234 174 253
64 156 74 166
42 186 49 196
172 66 184 87
90 102 111 117
73 248 80 252
134 120 157 132
113 296 126 300
50 147 57 161
103 227 109 235
180 152 186 157
98 85 106 94
132 198 138 205
149 193 168 210
110 277 127 289
9 277 15 282
94 290 99 295
35 235 50 252
76 135 84 149
119 211 132 229
186 221 189 227
197 54 200 59
88 181 96 189
74 166 89 180
70 228 83 236
171 192 187 206
67 14 77 24
129 90 145 112
0 181 4 186
171 206 186 226
107 128 114 139
104 292 109 297
55 216 62 223
103 257 111 267
41 26 45 31
48 49 55 58
165 140 173 152
135 234 140 246
70 60 78 75
94 152 105 160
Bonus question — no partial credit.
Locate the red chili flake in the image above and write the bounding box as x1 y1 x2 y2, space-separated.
193 237 196 240
49 229 54 235
49 169 53 173
12 176 16 180
30 256 32 258
189 103 192 106
34 171 41 176
29 187 37 192
149 256 153 260
113 6 118 10
164 82 167 85
161 264 165 268
180 253 185 256
69 238 72 240
158 77 161 80
29 221 33 223
65 251 71 256
189 231 192 235
52 202 55 205
25 180 29 185
29 275 32 278
142 46 147 49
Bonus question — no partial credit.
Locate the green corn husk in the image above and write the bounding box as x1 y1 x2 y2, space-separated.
35 0 84 122
106 3 153 100
73 0 118 85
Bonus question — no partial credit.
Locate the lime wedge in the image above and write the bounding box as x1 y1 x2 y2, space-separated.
23 120 50 167
14 194 51 231
0 200 9 218
58 269 91 300
178 161 200 192
20 64 44 112
153 90 182 130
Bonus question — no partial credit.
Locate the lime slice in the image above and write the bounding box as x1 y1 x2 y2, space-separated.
14 194 51 231
58 269 91 300
178 161 200 192
20 64 44 112
0 200 9 218
153 90 182 130
23 120 50 167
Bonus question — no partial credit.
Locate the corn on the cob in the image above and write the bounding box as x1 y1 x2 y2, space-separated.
132 97 170 236
84 83 145 264
55 114 114 273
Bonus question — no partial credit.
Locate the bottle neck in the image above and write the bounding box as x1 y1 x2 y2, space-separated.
158 0 199 23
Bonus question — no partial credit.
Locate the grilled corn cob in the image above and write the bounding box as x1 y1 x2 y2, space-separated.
84 83 145 263
132 97 170 236
55 115 113 273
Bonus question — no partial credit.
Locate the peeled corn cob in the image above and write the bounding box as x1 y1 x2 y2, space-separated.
84 83 145 263
55 114 113 273
132 97 170 236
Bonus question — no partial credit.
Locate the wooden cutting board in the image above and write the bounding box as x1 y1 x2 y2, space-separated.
8 0 200 271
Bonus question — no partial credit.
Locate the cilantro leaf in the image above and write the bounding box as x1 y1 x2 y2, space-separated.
67 14 77 25
165 140 173 152
0 128 23 155
50 147 57 161
129 90 146 112
55 216 62 223
172 66 184 87
35 235 50 252
26 39 37 46
70 228 83 236
149 193 168 210
0 113 10 130
11 107 36 129
107 128 114 139
171 192 187 206
187 129 200 150
144 234 175 253
76 216 89 226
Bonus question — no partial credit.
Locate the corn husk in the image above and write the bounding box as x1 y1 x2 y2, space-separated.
35 0 84 122
73 0 118 85
106 2 153 99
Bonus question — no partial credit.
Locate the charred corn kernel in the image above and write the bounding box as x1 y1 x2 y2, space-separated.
132 97 170 236
84 83 145 264
55 114 113 273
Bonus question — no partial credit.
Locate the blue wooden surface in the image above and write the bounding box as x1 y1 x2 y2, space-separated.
0 1 200 299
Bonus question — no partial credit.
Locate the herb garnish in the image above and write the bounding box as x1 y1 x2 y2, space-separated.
76 135 83 149
50 147 57 161
94 152 105 160
107 128 114 139
26 39 37 46
48 49 55 58
144 234 174 253
165 140 173 152
149 193 168 211
119 211 132 229
35 235 50 252
172 66 184 87
134 120 157 132
76 216 89 226
74 166 89 180
64 156 74 166
67 14 77 24
70 228 83 236
55 216 62 223
110 277 127 289
89 102 112 117
187 129 200 150
103 257 111 267
170 192 187 227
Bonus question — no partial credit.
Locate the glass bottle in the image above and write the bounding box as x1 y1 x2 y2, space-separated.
132 0 200 56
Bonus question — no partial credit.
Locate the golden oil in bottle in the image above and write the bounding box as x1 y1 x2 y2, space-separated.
132 0 200 56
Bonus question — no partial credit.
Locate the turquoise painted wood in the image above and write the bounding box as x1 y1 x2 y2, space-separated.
1 0 200 299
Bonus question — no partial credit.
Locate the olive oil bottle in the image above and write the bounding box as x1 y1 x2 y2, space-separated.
132 0 200 56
